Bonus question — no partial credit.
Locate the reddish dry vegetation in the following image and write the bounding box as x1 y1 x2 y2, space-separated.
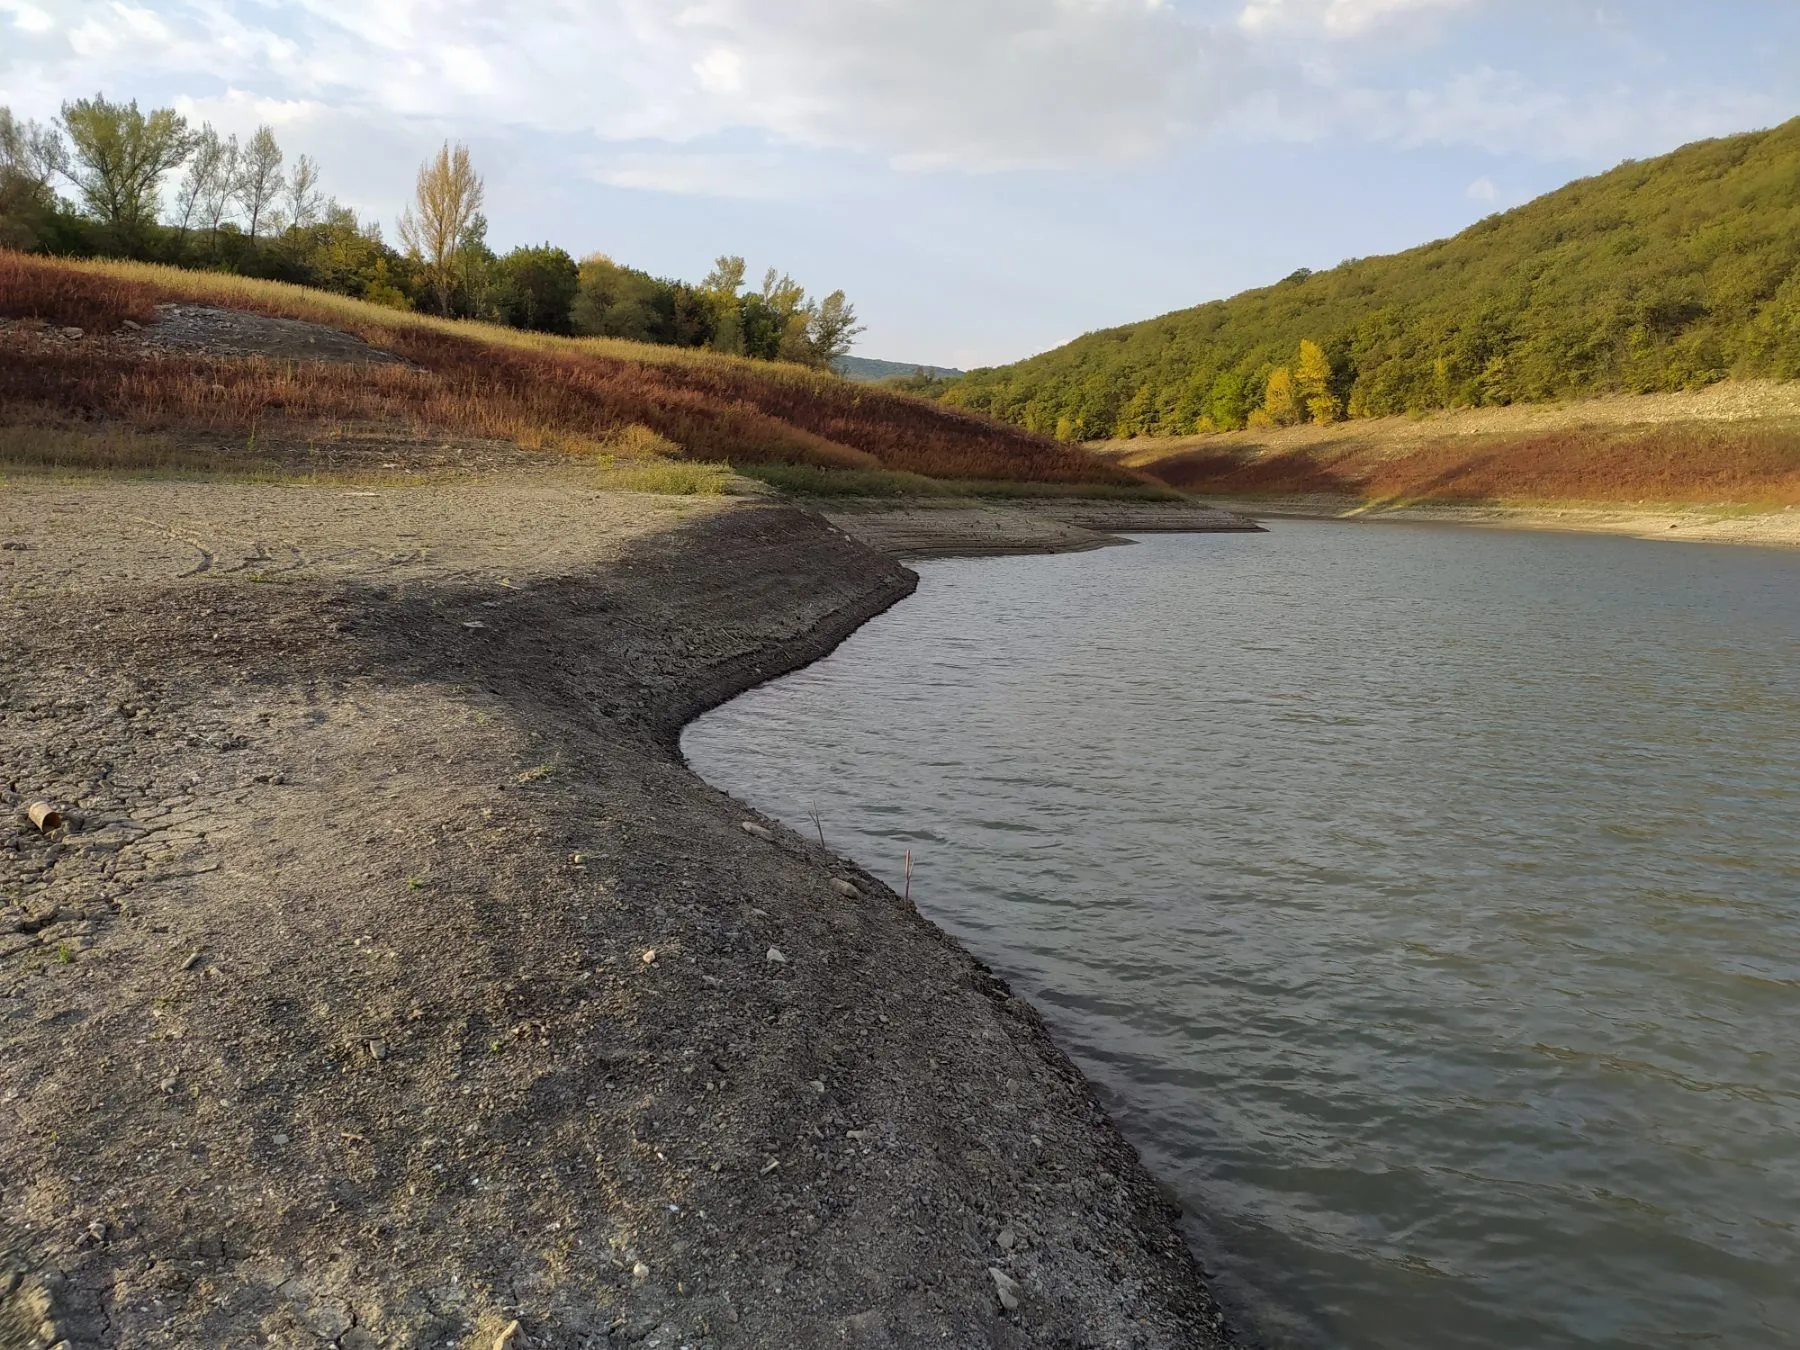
0 252 1139 486
1136 425 1800 507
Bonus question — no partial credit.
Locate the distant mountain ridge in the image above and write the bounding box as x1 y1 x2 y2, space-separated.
834 355 965 383
943 118 1800 441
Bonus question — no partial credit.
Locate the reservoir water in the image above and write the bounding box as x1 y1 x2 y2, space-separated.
681 520 1800 1349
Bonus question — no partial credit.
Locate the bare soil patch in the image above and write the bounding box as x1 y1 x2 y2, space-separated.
0 476 1227 1349
133 304 408 367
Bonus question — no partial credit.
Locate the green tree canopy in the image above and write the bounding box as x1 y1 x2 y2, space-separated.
945 117 1800 439
57 94 196 243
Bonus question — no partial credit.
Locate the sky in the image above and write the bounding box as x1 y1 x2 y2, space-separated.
4 1 1799 368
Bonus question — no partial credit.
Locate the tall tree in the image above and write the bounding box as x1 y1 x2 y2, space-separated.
0 107 64 250
1295 339 1341 424
198 133 240 247
57 94 195 244
806 290 864 368
286 152 322 231
702 254 748 354
234 125 285 243
172 124 226 242
397 141 484 315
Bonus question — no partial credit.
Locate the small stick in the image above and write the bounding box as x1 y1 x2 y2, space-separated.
903 850 913 905
808 806 825 849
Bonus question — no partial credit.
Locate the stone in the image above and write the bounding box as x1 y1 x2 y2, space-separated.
272 1133 290 1146
740 821 772 840
988 1267 1022 1313
120 319 141 331
829 879 859 897
765 947 787 965
62 327 83 339
630 1260 650 1284
997 1228 1016 1252
368 1040 389 1061
492 1319 522 1349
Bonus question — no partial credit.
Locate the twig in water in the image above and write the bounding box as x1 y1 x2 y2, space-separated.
808 806 825 849
903 850 913 905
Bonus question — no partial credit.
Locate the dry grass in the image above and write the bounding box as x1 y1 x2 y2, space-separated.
0 253 1144 487
1115 422 1800 508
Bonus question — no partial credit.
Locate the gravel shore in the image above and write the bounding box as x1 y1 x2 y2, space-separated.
1 474 1230 1349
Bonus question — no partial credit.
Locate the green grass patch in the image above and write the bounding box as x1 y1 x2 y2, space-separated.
596 459 734 496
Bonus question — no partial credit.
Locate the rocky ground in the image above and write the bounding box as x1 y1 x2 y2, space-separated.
0 473 1231 1349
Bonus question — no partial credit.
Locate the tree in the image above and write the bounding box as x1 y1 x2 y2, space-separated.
1263 366 1302 426
198 133 240 246
398 141 484 315
57 94 195 244
494 243 580 333
172 124 226 242
0 107 64 251
805 290 863 368
286 153 322 231
702 255 748 354
234 125 284 243
1296 339 1342 424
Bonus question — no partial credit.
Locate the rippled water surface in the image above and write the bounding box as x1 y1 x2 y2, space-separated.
682 521 1800 1349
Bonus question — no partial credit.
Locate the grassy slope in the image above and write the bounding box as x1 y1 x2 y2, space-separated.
947 119 1800 443
0 253 1142 488
1096 382 1800 508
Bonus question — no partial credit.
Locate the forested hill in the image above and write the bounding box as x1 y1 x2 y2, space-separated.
943 118 1800 442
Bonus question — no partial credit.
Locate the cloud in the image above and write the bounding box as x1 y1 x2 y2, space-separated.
1464 175 1497 202
1 0 1255 172
1239 0 1472 37
1362 66 1784 160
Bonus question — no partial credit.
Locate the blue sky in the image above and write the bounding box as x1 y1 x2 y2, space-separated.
5 1 1798 366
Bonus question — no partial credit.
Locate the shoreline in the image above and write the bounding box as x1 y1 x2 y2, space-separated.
1 475 1231 1349
1206 493 1800 548
821 497 1263 559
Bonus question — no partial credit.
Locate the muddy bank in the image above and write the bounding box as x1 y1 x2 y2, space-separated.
822 498 1260 560
1208 493 1800 548
0 475 1229 1349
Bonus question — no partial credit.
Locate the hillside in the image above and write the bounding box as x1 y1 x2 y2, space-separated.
945 118 1800 442
0 253 1139 489
833 355 965 383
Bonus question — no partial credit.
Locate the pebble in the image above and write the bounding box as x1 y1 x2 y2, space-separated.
62 327 83 339
766 947 787 965
631 1260 650 1284
368 1040 389 1061
829 878 860 897
120 319 141 331
641 948 658 965
180 950 203 971
988 1266 1022 1313
740 821 773 840
998 1228 1016 1252
808 1079 826 1094
272 1133 290 1146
